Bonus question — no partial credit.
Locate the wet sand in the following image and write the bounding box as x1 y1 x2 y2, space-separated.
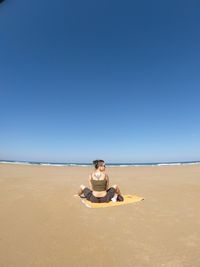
0 163 200 267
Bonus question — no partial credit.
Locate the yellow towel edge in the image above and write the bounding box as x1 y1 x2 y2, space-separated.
81 196 144 208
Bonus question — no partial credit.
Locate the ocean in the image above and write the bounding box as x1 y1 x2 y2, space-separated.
0 160 200 167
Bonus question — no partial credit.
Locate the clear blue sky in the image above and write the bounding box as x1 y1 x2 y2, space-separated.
0 0 200 163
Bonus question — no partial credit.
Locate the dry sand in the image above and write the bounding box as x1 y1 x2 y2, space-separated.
0 163 200 267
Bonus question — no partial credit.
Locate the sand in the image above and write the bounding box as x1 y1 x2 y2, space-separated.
0 163 200 267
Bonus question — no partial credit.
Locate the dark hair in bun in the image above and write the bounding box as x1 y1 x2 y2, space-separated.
92 159 105 169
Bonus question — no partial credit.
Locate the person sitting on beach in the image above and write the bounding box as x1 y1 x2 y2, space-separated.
77 159 124 203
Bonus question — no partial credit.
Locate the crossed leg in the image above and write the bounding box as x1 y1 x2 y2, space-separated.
77 184 122 196
77 184 86 196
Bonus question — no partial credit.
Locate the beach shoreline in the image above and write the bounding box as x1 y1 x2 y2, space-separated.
0 163 200 267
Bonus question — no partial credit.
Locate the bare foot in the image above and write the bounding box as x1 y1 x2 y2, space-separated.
77 188 83 196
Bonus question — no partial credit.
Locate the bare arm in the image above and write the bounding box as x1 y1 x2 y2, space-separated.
106 174 109 190
88 174 93 190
